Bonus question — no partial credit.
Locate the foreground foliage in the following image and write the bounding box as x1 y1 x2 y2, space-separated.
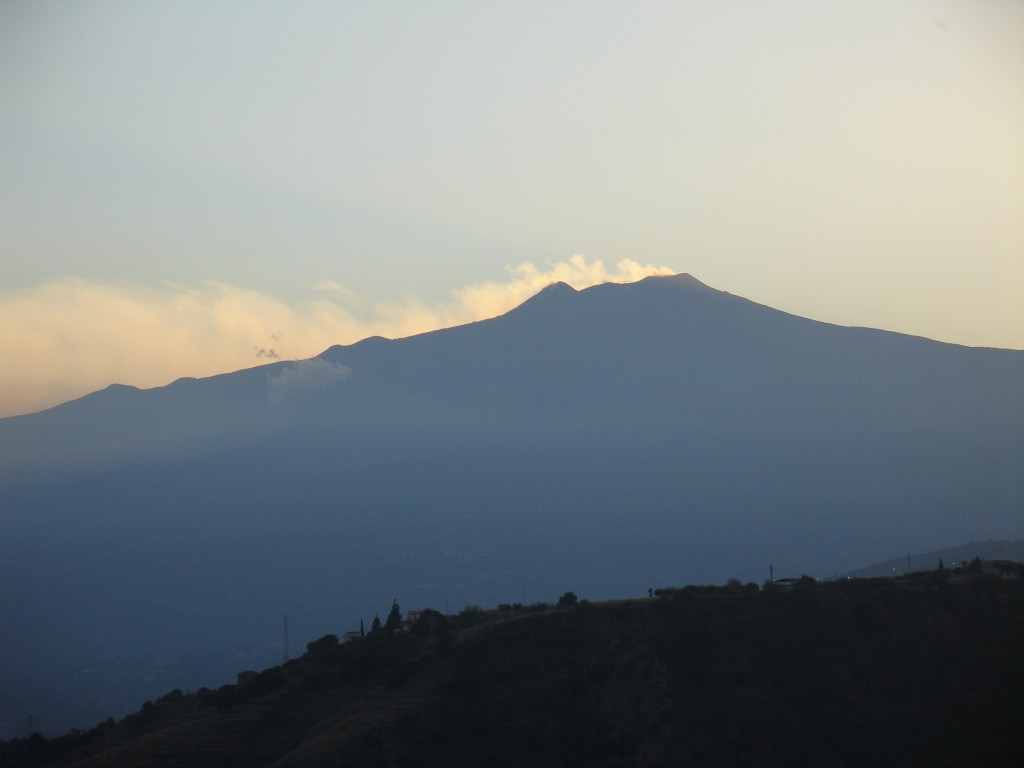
3 574 1022 767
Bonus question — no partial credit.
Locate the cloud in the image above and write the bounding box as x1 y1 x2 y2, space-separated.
452 255 675 322
267 359 352 403
311 279 360 302
0 255 674 418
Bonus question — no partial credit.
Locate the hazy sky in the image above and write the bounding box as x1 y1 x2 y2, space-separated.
1 1 1022 418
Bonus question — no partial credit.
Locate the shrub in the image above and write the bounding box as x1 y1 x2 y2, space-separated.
306 634 340 655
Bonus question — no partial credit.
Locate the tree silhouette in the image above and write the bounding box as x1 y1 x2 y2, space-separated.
385 599 403 633
557 591 578 607
305 634 339 655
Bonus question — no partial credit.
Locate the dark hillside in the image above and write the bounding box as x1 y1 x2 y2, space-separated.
3 275 1021 736
4 575 1022 767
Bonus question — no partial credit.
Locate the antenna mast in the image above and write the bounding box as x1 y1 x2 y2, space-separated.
283 614 290 664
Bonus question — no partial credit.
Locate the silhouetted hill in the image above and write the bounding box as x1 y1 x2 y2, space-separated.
1 274 1021 736
4 575 1022 767
3 273 1020 482
843 539 1024 578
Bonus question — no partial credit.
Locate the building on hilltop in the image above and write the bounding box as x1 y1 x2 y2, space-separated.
982 560 1023 580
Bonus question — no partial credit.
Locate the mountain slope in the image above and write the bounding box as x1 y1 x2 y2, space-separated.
3 273 1020 481
843 538 1024 578
1 274 1021 736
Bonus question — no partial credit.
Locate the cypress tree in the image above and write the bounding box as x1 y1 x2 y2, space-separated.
385 599 402 633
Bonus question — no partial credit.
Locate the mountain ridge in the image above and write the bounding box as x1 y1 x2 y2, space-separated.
4 273 1019 430
1 273 1021 736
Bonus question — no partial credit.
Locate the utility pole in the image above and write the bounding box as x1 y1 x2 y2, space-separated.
283 615 290 664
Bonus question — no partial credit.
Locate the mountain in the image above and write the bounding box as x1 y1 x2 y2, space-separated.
842 538 1024 578
1 274 1022 736
3 273 1020 483
5 579 1023 767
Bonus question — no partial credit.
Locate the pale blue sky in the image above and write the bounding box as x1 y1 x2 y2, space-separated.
1 1 1022 416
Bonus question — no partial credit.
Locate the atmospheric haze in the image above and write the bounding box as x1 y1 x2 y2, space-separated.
1 274 1021 737
2 1 1023 419
1 0 1023 744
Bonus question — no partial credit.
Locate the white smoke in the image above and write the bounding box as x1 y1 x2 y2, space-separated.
267 359 352 403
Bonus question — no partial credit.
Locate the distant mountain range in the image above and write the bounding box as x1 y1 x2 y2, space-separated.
1 273 1021 736
842 538 1024 578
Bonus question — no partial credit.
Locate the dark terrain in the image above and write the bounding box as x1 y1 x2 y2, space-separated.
4 570 1022 767
3 274 1021 736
